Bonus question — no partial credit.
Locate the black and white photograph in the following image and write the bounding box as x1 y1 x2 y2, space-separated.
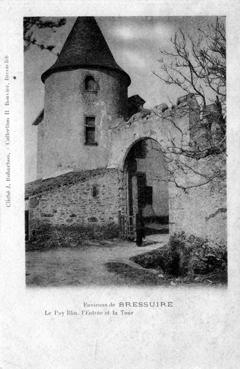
24 16 227 287
2 1 240 368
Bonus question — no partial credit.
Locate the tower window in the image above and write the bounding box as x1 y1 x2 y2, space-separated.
84 76 99 92
92 185 99 198
85 116 97 145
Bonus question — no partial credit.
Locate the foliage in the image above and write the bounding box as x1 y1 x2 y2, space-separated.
132 232 227 284
26 223 119 251
168 232 227 277
24 17 66 53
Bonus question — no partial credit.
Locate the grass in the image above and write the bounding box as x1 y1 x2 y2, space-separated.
131 232 227 286
105 261 169 286
26 223 120 251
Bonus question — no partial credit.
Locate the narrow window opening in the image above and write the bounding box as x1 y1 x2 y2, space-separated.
92 185 99 198
85 116 97 145
84 76 99 92
25 210 29 241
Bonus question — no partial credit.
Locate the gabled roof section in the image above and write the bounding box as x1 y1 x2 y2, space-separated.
41 17 131 85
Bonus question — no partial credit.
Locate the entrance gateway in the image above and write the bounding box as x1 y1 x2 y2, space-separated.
119 138 169 240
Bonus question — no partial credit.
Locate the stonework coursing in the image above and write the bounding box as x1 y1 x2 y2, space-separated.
27 169 122 235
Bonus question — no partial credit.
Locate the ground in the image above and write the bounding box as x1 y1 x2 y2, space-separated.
26 233 226 287
26 235 169 287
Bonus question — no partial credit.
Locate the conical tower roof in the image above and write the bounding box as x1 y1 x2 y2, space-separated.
41 17 131 85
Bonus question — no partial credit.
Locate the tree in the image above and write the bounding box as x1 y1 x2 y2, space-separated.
153 17 226 191
154 18 225 111
24 17 66 53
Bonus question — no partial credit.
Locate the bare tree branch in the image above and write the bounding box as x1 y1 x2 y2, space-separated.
24 17 66 54
151 17 226 191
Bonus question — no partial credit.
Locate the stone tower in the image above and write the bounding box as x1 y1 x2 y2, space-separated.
37 17 131 179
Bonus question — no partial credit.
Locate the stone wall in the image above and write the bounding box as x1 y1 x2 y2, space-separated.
136 139 168 217
170 181 226 244
108 96 226 245
28 94 226 245
28 168 122 236
169 156 226 244
108 103 191 170
38 68 128 179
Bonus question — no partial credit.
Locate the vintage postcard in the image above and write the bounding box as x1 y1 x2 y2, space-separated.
0 0 240 368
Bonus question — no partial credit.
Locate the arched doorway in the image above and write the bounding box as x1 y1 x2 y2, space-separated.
121 138 169 239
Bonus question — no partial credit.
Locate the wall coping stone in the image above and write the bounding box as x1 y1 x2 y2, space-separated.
25 168 119 199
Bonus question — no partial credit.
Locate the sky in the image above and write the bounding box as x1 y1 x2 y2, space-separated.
25 16 217 182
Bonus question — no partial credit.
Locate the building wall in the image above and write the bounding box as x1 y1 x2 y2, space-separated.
169 179 226 244
168 153 226 244
108 106 190 170
108 104 190 234
37 68 128 179
136 139 168 217
108 100 226 244
29 169 122 234
31 95 226 245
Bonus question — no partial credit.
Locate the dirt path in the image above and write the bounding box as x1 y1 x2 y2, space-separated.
26 235 169 287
